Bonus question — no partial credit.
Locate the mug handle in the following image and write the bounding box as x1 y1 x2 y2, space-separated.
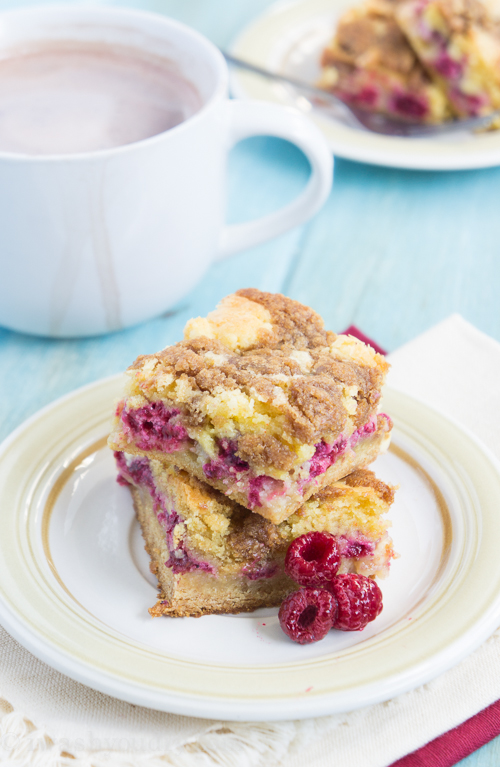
214 100 333 261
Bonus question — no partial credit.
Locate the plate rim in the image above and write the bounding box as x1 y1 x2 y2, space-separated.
228 0 500 171
1 376 500 720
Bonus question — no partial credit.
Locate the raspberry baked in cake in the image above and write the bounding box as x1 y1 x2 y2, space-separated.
318 0 452 123
115 451 396 617
396 0 500 116
109 289 392 525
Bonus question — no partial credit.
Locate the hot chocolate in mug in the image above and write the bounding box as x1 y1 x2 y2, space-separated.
0 6 333 337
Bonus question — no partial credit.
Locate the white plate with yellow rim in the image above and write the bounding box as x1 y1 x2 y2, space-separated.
0 376 500 720
229 0 500 171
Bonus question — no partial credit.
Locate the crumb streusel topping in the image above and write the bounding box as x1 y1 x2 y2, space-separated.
117 290 388 477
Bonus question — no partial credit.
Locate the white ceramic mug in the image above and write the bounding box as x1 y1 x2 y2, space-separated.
0 6 333 338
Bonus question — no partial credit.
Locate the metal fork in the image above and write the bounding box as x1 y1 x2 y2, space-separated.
223 52 500 137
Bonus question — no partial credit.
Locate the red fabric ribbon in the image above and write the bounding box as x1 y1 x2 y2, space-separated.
390 699 500 767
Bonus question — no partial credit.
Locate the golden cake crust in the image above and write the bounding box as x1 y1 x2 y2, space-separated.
233 288 332 349
314 467 396 505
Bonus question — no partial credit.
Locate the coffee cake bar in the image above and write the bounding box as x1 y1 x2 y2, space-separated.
109 290 392 524
115 451 396 617
318 0 452 123
396 0 500 116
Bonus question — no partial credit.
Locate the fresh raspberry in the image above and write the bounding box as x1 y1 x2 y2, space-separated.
285 532 340 587
278 587 337 644
328 574 383 631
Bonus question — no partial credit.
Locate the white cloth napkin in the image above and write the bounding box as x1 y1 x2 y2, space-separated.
1 314 500 767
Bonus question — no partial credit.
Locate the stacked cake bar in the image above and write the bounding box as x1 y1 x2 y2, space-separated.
318 0 452 123
318 0 500 123
109 289 396 617
396 0 500 117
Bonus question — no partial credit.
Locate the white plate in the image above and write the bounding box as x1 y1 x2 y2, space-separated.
229 0 500 170
1 377 500 720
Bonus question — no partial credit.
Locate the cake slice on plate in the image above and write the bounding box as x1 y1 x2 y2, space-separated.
318 0 452 122
115 451 396 618
108 289 392 524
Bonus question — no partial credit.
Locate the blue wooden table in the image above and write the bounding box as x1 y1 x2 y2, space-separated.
1 0 500 764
